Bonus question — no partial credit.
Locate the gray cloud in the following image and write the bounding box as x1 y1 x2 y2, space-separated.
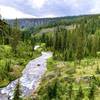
0 0 100 18
30 0 94 17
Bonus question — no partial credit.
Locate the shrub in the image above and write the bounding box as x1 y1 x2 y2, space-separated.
95 65 100 74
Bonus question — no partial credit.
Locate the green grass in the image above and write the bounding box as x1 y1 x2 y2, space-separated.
35 57 100 100
47 58 57 71
0 45 41 88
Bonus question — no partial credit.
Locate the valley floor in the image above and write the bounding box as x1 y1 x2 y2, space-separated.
35 57 100 100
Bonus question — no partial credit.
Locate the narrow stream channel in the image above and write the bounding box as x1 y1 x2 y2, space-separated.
0 51 52 100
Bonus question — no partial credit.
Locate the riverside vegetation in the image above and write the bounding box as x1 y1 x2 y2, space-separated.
0 18 41 88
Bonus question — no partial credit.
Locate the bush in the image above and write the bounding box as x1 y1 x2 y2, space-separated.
0 45 12 58
0 59 11 81
95 65 100 74
16 41 32 58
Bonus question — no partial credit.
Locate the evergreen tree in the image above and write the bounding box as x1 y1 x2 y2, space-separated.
66 82 73 100
13 80 21 100
88 83 95 100
10 19 21 53
76 86 84 100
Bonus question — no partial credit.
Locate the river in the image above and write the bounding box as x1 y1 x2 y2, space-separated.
0 51 52 100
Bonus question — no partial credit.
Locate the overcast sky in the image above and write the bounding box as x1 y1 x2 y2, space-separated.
0 0 100 19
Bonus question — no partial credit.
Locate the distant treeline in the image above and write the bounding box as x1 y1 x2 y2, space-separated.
7 14 100 29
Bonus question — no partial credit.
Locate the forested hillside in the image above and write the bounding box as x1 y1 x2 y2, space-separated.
7 14 100 29
0 18 41 88
34 14 100 61
32 14 100 100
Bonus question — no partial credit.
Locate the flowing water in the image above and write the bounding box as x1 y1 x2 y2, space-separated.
0 51 52 100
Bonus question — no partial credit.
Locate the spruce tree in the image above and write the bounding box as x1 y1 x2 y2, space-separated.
76 86 84 100
67 82 73 100
13 80 21 100
10 18 21 53
88 83 95 100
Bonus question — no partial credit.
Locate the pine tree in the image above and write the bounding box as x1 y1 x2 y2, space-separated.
10 18 21 53
76 86 84 100
13 80 21 100
66 82 73 100
88 83 95 100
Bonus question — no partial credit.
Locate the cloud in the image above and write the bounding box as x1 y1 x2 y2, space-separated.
90 0 100 14
0 5 35 19
28 0 47 8
35 0 93 16
0 0 100 18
